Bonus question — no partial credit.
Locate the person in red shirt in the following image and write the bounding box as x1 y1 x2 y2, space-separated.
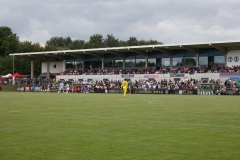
29 84 31 92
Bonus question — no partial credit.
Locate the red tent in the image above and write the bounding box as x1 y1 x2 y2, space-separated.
9 72 24 78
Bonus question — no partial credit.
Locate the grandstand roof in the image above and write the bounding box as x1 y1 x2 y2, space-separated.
9 41 240 61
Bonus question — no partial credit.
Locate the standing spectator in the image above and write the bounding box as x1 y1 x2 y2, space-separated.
23 83 26 92
28 84 31 92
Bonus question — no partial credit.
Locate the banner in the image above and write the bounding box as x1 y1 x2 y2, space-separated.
220 73 240 78
144 75 158 78
170 73 185 77
121 74 134 78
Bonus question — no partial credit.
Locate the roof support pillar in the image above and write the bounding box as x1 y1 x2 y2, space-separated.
170 53 173 70
82 57 85 72
62 60 66 73
123 55 126 69
31 61 34 79
225 53 227 67
145 54 148 68
196 53 199 67
101 56 104 69
47 61 50 79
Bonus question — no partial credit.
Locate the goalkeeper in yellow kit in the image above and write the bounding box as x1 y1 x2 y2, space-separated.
121 79 129 97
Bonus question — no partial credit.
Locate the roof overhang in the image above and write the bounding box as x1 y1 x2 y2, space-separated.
9 41 240 61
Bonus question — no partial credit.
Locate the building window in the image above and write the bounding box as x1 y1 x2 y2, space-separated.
172 51 195 66
234 56 239 62
136 59 145 67
214 56 225 66
227 57 233 62
199 57 208 66
161 58 170 67
135 54 145 67
173 57 184 66
125 53 135 68
148 58 156 67
66 56 83 69
199 48 225 66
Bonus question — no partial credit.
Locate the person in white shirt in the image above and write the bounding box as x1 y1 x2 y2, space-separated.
58 81 64 93
65 82 70 94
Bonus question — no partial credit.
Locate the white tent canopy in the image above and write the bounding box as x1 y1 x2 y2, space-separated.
1 73 12 78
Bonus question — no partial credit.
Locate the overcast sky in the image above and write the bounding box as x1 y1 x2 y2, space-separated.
1 0 240 45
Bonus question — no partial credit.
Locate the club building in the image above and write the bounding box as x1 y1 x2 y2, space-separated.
10 41 240 82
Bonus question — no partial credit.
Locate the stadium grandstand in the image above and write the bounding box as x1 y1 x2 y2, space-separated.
9 41 240 82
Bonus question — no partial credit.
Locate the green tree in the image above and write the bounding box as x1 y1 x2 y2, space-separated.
44 45 58 51
119 40 128 47
88 34 104 48
104 34 119 47
71 40 85 49
0 26 19 74
127 37 139 46
0 26 19 57
45 37 72 49
18 41 44 53
17 41 44 76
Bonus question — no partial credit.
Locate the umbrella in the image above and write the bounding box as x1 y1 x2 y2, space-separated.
2 73 12 78
9 72 24 78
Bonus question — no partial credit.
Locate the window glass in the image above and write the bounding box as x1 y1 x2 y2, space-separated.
199 57 208 66
185 57 196 66
185 52 195 57
214 56 225 66
104 55 113 68
214 50 224 56
125 59 135 68
104 54 114 60
199 49 209 57
66 62 74 69
148 58 156 67
125 53 135 59
92 61 102 68
162 58 170 66
66 56 83 69
104 60 114 68
136 59 146 67
173 58 183 66
115 60 123 68
162 53 170 58
148 53 157 59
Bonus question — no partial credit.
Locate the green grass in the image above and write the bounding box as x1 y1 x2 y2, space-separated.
0 92 240 160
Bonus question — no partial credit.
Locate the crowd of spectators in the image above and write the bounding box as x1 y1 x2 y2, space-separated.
58 65 240 95
61 65 240 75
92 77 240 95
6 76 239 95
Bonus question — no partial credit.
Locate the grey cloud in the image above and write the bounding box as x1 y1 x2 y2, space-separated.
1 0 239 44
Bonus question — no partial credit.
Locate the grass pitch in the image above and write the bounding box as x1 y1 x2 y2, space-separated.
0 92 240 160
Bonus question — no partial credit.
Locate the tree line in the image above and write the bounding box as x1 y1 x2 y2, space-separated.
0 26 162 76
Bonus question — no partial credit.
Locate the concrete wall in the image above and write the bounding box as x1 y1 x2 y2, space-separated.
42 61 64 73
56 73 222 82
